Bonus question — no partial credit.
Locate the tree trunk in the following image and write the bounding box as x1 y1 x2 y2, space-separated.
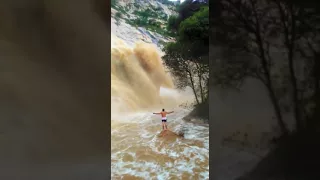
288 47 302 131
277 2 302 131
252 6 289 135
260 55 289 135
265 83 290 135
196 63 205 103
187 69 200 104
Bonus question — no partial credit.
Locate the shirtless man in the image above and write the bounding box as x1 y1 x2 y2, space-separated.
153 109 174 130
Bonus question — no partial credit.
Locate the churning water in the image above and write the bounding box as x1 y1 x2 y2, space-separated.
111 35 209 179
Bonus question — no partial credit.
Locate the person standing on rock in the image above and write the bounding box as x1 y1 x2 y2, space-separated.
153 109 174 130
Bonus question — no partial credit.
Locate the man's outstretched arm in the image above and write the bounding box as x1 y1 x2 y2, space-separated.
167 111 174 114
153 112 161 114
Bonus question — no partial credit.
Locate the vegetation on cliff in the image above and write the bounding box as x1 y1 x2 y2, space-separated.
111 0 177 37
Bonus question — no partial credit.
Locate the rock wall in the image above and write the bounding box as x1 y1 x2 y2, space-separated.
111 0 176 49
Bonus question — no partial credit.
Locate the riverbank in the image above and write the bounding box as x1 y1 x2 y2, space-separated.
183 100 209 124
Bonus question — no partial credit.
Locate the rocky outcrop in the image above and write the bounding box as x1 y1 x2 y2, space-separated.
111 0 176 49
158 130 184 138
183 100 209 123
116 0 176 16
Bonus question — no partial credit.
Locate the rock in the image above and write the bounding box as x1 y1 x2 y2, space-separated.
158 130 183 138
111 0 177 50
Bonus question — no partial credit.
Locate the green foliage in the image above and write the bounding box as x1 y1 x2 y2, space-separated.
124 5 130 12
130 6 175 37
114 12 122 26
160 0 175 6
163 42 191 87
132 17 148 26
111 0 176 37
148 19 162 27
133 3 140 9
179 6 209 41
116 6 128 15
166 0 208 35
163 5 209 104
111 0 117 8
178 6 209 59
163 42 183 61
134 9 157 18
112 4 129 20
164 5 209 63
163 41 209 104
167 15 179 31
178 0 204 21
148 25 175 37
159 12 168 21
158 39 166 46
115 12 122 18
150 5 162 12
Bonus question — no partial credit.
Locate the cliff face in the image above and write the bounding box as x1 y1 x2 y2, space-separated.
114 0 176 16
111 0 177 48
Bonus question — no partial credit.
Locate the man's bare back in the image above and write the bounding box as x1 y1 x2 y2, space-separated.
153 109 174 130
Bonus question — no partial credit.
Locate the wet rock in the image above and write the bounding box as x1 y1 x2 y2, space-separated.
158 130 183 138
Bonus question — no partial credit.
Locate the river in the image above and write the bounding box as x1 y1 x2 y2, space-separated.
111 35 209 179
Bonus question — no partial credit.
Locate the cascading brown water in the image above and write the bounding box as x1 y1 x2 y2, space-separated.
111 35 209 179
111 34 174 112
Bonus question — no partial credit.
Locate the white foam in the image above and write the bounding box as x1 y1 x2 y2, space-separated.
111 107 209 179
159 87 180 97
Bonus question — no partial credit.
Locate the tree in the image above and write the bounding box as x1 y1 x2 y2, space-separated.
281 0 320 129
211 0 320 135
178 0 204 21
210 1 320 178
163 4 209 105
115 12 122 26
167 0 208 33
270 0 309 131
163 42 208 104
211 0 290 135
111 0 117 8
167 15 179 32
178 6 209 61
